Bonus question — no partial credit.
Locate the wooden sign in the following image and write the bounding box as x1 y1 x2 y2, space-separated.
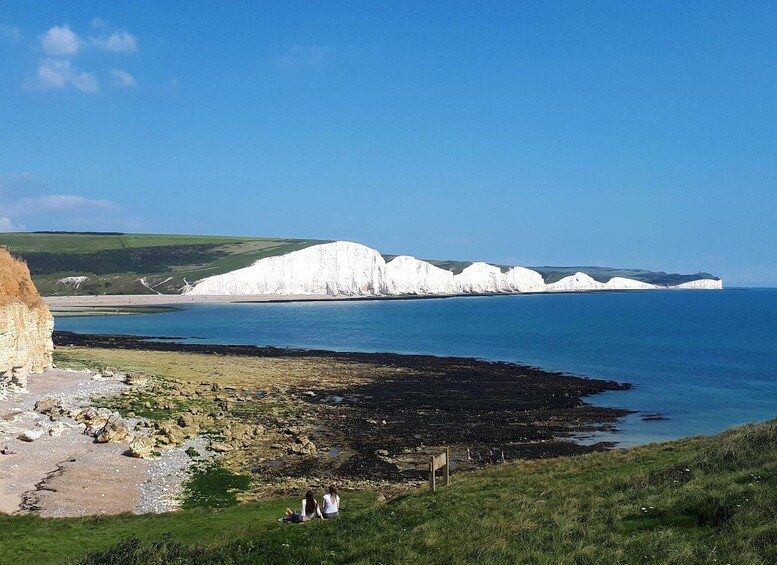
429 447 450 492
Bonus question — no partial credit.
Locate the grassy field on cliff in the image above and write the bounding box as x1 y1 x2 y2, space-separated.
2 419 777 564
0 232 325 295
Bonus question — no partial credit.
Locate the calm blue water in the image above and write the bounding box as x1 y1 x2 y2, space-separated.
55 289 777 447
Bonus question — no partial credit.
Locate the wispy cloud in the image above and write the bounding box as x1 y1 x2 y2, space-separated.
0 216 23 232
110 68 137 88
0 24 20 42
40 25 81 56
20 22 138 94
90 30 137 53
25 58 99 93
0 173 122 232
17 194 117 212
276 45 336 68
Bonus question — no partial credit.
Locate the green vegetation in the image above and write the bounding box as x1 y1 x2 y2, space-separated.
531 266 721 285
0 232 326 295
3 418 777 563
0 493 377 565
181 461 252 509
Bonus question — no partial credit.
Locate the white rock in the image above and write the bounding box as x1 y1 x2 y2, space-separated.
453 262 510 294
546 272 604 292
385 256 454 295
18 429 45 442
672 279 723 289
604 277 657 290
185 241 722 297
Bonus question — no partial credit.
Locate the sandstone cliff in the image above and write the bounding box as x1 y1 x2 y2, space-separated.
0 247 54 389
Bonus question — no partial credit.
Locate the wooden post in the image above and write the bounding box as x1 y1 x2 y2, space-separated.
445 447 450 486
429 457 436 492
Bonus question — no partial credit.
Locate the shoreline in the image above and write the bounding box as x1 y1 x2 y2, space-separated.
53 331 632 494
44 288 684 309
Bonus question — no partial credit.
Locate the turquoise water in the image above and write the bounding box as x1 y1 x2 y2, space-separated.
55 289 777 447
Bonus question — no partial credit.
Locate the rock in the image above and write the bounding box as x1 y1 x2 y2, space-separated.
0 249 54 390
18 429 44 442
125 373 149 386
128 435 155 458
376 493 386 503
95 413 132 443
177 413 196 428
376 449 389 457
34 398 64 417
100 367 115 378
210 441 232 453
155 420 186 444
290 436 317 456
48 421 71 437
303 390 316 397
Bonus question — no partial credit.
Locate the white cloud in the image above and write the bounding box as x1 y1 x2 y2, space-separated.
90 30 137 53
40 25 81 56
18 194 117 212
276 45 336 67
0 24 20 42
110 68 136 88
27 58 99 93
0 216 23 232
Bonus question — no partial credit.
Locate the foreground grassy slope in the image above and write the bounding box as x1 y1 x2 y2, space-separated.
0 232 326 295
5 418 777 564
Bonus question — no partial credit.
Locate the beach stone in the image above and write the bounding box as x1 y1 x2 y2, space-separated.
290 436 317 456
210 441 232 453
48 421 71 437
128 435 155 458
155 420 186 444
177 413 196 428
34 398 64 417
18 428 44 442
95 413 132 443
125 372 150 387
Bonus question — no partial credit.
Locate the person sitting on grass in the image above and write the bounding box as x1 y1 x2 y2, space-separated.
279 489 323 523
321 484 340 519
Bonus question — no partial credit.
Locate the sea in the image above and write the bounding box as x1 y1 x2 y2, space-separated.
54 289 777 448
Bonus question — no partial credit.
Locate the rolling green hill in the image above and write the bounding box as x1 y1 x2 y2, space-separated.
0 232 718 296
3 418 776 564
0 232 326 295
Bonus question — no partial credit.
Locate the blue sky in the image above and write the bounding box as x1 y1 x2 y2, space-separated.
1 2 776 285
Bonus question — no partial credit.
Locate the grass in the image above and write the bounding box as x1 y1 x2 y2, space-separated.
72 419 777 564
0 232 326 295
3 419 777 563
0 493 377 565
180 461 253 509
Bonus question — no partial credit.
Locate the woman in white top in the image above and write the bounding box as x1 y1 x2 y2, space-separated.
301 490 323 521
321 484 340 519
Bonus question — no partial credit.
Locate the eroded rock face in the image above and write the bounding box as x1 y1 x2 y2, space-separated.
0 248 54 390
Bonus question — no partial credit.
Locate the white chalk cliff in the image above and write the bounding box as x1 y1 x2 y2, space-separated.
186 241 722 297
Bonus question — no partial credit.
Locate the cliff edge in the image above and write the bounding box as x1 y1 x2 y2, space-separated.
0 247 54 390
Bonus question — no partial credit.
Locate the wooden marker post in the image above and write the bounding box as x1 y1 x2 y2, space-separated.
429 448 451 492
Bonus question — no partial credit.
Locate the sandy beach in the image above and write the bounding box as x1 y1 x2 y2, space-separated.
0 369 202 517
44 293 346 308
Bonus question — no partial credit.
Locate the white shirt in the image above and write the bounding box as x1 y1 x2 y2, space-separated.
322 493 340 514
301 499 322 521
